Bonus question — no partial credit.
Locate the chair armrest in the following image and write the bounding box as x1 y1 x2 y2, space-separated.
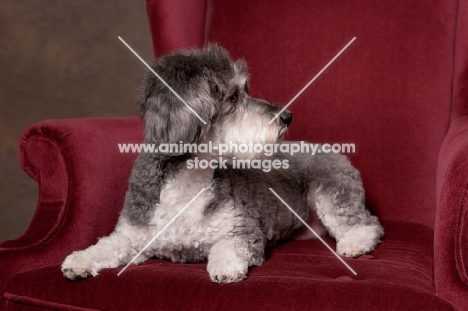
435 115 468 308
0 116 143 300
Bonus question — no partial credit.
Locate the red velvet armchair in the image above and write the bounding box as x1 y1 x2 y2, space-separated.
2 0 468 310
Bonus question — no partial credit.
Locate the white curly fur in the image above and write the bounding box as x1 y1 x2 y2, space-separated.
61 44 383 283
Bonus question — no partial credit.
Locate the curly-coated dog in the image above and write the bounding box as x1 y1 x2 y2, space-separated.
62 44 384 283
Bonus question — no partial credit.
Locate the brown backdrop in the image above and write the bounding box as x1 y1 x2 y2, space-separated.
0 1 153 242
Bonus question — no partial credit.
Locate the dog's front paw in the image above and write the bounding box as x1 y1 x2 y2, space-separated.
336 225 384 258
61 251 98 281
207 243 249 283
207 258 248 283
337 240 370 258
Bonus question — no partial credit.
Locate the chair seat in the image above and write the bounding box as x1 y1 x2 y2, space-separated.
4 221 454 310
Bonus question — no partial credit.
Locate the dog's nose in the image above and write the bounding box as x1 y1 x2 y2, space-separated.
280 111 293 127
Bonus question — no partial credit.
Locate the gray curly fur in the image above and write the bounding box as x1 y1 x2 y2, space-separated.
62 44 384 283
121 45 243 226
121 43 383 264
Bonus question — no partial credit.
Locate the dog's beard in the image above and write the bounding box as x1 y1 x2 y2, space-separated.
203 113 286 161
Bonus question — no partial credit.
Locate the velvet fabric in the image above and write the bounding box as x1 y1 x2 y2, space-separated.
151 0 458 227
0 117 142 308
3 222 455 310
2 0 468 309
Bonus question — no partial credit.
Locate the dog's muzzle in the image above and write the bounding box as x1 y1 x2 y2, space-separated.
279 111 292 127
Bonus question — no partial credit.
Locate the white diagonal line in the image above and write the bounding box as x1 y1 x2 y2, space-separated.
268 188 357 276
268 37 356 124
117 187 207 276
118 36 207 125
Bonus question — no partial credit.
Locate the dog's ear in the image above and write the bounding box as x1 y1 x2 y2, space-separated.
137 44 236 155
140 90 205 153
208 79 224 100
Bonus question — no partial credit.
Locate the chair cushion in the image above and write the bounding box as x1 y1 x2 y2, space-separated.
4 221 454 310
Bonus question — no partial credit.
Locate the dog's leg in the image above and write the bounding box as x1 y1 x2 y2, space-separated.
207 235 264 283
307 155 384 258
312 192 383 257
61 227 147 280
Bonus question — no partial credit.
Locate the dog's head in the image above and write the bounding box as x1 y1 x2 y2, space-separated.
139 44 292 155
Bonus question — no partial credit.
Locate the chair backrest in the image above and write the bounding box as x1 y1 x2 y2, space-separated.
146 0 464 227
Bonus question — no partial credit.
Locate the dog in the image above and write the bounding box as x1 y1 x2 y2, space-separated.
62 44 384 283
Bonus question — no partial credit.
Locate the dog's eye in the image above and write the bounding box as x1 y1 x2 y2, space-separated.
229 94 238 103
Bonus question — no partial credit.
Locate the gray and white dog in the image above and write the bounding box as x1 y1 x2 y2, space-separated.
62 44 384 283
